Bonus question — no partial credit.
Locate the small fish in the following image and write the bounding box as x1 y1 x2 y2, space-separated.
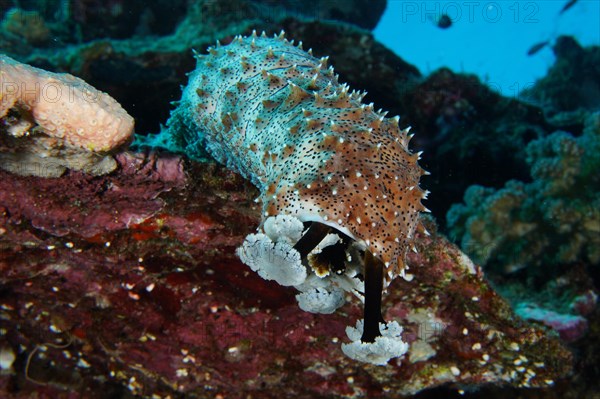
527 40 549 56
559 0 578 15
436 14 452 29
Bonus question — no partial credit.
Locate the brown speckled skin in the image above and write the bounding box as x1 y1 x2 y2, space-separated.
169 31 427 280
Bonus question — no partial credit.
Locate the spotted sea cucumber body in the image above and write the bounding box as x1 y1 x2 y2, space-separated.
168 32 427 279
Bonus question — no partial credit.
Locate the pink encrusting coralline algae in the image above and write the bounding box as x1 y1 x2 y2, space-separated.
163 31 429 364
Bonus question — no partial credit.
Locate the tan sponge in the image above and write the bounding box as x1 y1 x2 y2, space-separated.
0 54 134 177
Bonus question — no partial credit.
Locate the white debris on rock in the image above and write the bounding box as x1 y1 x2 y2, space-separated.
341 320 409 366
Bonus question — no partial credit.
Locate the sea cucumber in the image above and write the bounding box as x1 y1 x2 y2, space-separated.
164 31 428 364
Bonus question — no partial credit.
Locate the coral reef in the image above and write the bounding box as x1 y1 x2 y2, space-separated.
1 8 50 45
0 1 597 397
400 68 552 222
251 0 387 30
523 36 600 116
447 112 600 274
0 155 571 397
1 0 385 46
0 54 134 177
446 112 600 351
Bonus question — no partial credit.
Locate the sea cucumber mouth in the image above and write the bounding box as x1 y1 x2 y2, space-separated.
293 222 386 343
237 214 389 344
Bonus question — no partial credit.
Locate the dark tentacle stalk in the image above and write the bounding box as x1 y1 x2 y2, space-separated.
293 222 331 258
361 250 385 343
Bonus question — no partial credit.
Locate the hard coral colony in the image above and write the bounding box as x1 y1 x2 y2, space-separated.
165 31 428 365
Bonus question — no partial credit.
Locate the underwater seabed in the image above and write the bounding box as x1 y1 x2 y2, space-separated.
0 1 599 398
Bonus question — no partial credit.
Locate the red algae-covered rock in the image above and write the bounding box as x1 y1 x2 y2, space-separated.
0 154 572 398
0 151 184 238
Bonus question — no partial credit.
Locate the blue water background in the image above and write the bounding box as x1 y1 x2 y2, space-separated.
375 0 600 97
